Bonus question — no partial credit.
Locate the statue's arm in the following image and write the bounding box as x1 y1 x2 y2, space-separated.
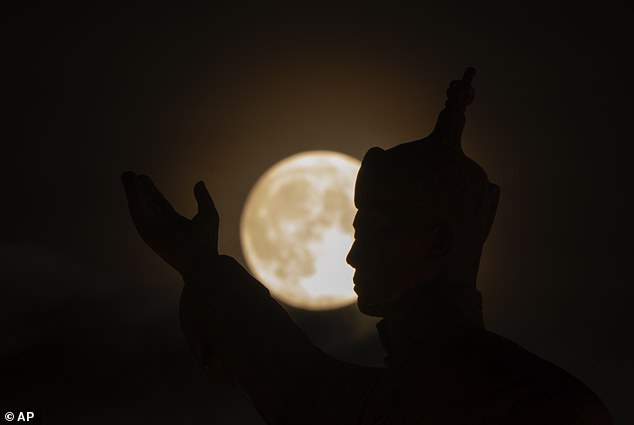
180 254 382 424
121 172 382 424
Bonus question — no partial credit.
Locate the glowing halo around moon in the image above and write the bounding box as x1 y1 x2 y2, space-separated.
240 151 361 310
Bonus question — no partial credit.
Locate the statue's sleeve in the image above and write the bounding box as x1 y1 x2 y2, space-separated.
179 254 382 425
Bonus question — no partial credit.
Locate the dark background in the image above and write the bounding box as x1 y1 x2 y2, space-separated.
2 3 631 424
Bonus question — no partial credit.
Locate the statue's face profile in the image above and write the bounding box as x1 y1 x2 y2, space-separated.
346 202 444 317
348 142 498 317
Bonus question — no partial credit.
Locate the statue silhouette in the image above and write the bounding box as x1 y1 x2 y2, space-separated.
122 69 611 424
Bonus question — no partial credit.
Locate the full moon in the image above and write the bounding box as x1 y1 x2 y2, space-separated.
240 151 361 310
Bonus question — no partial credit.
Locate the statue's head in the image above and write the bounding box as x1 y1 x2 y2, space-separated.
346 138 500 317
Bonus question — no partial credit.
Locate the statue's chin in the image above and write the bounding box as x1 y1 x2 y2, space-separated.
356 297 388 318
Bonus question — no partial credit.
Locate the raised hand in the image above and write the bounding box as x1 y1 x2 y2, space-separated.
431 67 477 152
445 67 476 111
121 172 219 276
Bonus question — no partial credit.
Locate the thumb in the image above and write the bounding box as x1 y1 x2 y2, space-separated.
194 181 218 219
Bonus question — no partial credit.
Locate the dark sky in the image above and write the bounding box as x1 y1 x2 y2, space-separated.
3 3 632 424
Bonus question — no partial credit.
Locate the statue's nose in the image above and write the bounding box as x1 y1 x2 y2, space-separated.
346 240 359 268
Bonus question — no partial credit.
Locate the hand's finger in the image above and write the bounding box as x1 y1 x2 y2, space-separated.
462 67 476 85
138 174 180 218
194 181 218 218
122 171 161 237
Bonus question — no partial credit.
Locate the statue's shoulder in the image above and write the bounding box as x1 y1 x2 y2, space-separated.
465 330 581 390
466 330 612 424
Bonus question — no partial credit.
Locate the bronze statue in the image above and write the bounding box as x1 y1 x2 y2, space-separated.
122 69 611 424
